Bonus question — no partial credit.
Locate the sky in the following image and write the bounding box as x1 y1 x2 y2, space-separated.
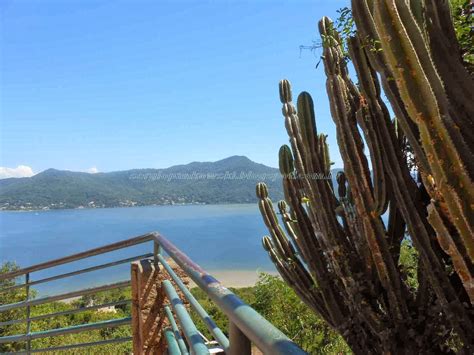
0 0 349 178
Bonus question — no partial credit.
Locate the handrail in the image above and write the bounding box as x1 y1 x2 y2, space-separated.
153 232 307 355
0 233 154 281
0 280 130 312
0 253 152 293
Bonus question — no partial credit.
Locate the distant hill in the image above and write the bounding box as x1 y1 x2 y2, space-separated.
0 156 291 211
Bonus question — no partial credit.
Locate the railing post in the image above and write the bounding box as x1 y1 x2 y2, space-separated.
25 273 31 354
229 321 251 355
131 259 165 354
131 265 143 354
153 240 161 269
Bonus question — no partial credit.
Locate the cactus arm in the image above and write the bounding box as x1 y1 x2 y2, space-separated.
373 0 474 261
346 0 474 344
355 100 389 216
296 92 319 172
277 200 304 256
257 184 345 328
256 183 295 259
428 203 474 303
353 0 473 320
319 16 410 323
277 148 353 328
347 36 389 216
351 0 432 176
280 80 356 269
393 0 474 166
424 0 474 149
351 17 474 338
261 236 328 320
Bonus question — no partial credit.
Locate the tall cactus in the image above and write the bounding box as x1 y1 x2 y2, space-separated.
257 2 473 353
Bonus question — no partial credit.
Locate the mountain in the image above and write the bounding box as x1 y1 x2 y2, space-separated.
0 156 288 210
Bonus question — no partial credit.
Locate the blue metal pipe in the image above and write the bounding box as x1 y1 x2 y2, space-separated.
164 305 189 355
164 328 182 355
159 254 230 353
162 280 210 355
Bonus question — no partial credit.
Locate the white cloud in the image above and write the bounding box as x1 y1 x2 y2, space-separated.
86 167 99 174
0 165 35 179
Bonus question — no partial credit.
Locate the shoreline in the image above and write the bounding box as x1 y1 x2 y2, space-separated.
56 270 279 303
0 202 259 213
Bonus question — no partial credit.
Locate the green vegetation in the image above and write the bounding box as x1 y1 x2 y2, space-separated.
448 0 473 72
0 156 285 210
0 263 132 354
257 1 473 353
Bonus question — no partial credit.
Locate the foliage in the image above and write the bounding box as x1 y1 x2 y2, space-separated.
252 273 349 354
398 239 419 291
334 7 355 61
190 273 349 354
257 0 473 353
450 0 474 72
0 262 28 353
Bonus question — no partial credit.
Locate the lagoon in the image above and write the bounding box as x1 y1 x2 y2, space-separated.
0 204 275 295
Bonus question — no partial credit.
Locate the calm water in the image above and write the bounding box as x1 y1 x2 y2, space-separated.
0 204 274 295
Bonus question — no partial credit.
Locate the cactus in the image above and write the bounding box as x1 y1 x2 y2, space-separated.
257 3 473 353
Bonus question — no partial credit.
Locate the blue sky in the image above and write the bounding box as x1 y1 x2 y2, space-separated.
1 0 349 177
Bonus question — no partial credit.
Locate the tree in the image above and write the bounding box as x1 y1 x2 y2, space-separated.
0 263 28 353
257 1 473 353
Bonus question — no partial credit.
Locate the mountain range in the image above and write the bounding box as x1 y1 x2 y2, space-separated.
0 156 290 211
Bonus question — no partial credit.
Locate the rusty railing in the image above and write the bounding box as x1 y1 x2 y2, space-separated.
0 232 306 354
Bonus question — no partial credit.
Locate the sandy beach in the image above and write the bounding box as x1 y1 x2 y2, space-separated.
197 269 279 288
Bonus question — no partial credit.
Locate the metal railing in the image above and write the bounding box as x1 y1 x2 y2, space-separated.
0 233 155 354
153 232 306 355
0 232 306 354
